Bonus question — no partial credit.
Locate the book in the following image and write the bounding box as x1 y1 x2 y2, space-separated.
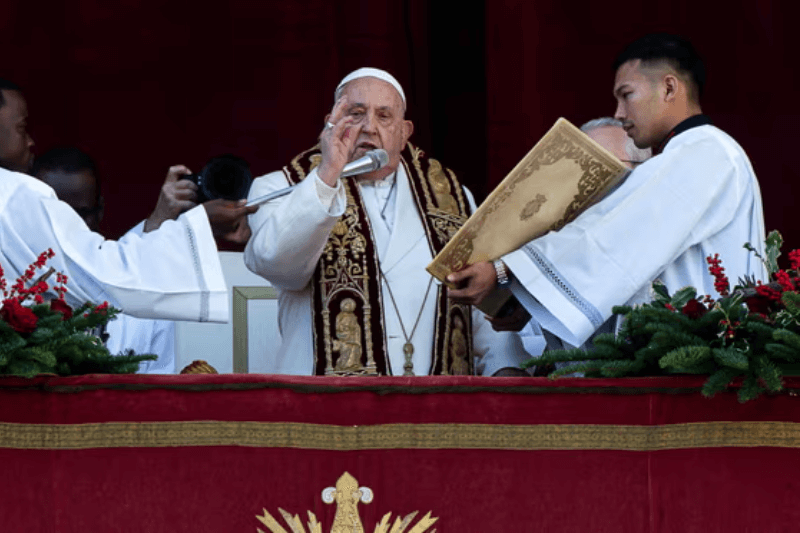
427 117 629 314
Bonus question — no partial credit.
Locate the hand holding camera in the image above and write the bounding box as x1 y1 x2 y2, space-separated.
144 155 254 233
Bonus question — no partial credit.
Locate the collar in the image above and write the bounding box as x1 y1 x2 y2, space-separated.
653 114 713 155
358 169 397 189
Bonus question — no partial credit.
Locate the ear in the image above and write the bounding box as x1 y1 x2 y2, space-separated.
401 120 414 144
663 74 679 103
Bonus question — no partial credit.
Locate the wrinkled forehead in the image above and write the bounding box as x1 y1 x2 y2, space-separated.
338 77 405 111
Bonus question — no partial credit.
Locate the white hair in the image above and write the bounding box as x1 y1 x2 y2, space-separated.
580 117 652 163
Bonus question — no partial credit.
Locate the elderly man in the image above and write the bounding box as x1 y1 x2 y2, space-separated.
0 78 254 324
245 67 530 376
448 34 766 352
580 117 651 169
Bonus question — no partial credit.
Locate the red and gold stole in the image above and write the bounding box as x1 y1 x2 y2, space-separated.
283 143 474 376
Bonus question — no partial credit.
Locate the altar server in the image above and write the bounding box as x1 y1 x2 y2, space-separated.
448 33 767 350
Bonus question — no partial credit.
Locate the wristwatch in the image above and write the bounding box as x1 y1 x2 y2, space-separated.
493 259 511 287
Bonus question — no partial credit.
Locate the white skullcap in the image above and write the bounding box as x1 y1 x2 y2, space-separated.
335 67 406 105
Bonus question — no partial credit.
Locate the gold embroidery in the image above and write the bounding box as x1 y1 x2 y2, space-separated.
428 159 459 214
520 193 548 221
4 420 800 451
446 315 469 376
332 298 364 373
256 472 438 533
317 184 378 376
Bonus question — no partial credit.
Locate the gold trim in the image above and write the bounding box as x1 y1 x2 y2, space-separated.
232 286 279 373
2 421 800 451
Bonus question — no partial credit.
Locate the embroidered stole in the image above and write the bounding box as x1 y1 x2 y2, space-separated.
283 143 474 376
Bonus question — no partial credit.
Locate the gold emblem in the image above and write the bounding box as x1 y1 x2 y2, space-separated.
256 472 438 533
520 193 548 221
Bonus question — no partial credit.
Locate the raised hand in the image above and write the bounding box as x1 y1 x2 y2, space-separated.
144 165 199 232
316 95 363 186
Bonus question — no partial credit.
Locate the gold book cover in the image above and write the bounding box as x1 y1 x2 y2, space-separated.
427 117 629 284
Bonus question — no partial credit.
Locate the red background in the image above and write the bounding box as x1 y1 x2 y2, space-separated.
2 1 798 250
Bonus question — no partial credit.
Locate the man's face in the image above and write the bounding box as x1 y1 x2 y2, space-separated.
339 77 413 181
0 90 34 173
36 168 102 231
586 126 636 168
613 60 669 149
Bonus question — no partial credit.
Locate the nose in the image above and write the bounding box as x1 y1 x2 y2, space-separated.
27 134 34 149
613 100 625 122
362 110 377 133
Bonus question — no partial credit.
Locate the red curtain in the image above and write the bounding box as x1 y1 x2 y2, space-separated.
5 1 794 249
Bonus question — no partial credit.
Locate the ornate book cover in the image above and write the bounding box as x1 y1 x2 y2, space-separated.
427 117 629 284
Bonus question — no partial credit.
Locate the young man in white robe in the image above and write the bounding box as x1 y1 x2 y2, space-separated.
245 68 532 376
447 34 767 356
0 79 255 325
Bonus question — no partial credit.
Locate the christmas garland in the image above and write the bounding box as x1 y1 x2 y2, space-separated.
0 249 155 377
524 231 800 402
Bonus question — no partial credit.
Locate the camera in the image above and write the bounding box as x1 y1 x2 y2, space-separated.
180 154 253 203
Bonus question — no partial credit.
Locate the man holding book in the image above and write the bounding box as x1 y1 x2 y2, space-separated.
447 34 767 354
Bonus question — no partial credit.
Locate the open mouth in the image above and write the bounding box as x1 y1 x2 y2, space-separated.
356 141 379 151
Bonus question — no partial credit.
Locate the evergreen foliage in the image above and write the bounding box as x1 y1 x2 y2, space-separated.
0 250 156 377
524 231 800 402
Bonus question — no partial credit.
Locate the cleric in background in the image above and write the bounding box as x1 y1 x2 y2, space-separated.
0 78 254 324
245 67 531 376
448 33 767 354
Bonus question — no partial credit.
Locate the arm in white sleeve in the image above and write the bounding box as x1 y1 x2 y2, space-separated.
0 170 227 322
244 169 346 291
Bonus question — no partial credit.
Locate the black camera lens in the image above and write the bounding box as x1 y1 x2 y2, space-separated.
180 155 253 203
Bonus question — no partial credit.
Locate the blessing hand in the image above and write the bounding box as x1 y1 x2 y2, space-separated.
317 95 363 187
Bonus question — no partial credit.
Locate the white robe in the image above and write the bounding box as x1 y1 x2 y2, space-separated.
0 168 228 323
245 163 531 376
504 124 767 348
103 221 177 374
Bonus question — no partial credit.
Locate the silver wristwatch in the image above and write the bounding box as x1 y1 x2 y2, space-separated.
493 259 510 287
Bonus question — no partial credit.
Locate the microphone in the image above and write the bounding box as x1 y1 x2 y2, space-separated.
340 149 389 178
246 149 390 207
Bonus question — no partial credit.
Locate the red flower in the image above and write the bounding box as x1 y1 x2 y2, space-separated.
681 298 707 319
0 299 39 334
706 254 730 296
776 270 795 292
49 299 73 320
789 249 800 271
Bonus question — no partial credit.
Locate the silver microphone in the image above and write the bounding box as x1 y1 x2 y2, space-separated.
246 149 390 207
340 149 389 178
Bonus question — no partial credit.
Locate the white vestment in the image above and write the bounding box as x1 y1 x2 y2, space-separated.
0 168 228 323
245 163 531 376
103 221 177 374
504 125 767 348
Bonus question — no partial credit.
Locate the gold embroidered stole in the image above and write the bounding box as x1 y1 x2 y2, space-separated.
283 143 474 376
